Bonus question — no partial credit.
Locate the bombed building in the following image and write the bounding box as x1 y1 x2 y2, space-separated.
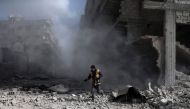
80 0 190 88
0 1 190 108
0 16 60 80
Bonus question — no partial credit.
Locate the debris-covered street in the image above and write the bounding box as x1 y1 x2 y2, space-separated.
0 0 190 109
0 89 138 109
0 71 189 109
0 81 144 109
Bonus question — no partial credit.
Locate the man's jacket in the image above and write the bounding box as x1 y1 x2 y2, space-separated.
86 69 102 86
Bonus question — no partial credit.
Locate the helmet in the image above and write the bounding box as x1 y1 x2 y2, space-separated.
90 65 96 69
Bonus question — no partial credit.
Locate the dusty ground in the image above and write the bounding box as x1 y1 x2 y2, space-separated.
0 84 148 109
0 71 189 109
0 77 151 109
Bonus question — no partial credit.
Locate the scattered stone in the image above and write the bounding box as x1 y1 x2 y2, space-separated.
7 91 15 95
176 71 190 81
72 94 76 97
160 98 169 105
111 85 146 103
49 84 69 94
179 82 190 88
11 99 17 106
21 84 49 92
0 72 189 109
58 97 65 102
112 85 132 98
52 97 58 101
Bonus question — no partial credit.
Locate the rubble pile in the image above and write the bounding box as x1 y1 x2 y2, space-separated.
49 84 70 94
143 71 190 109
0 71 189 109
0 86 137 109
109 71 190 109
111 85 146 103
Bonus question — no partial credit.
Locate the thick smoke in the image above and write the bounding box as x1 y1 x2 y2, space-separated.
0 0 159 89
75 28 160 89
0 0 85 75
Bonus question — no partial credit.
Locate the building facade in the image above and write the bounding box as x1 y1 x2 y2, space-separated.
81 0 190 87
0 16 59 79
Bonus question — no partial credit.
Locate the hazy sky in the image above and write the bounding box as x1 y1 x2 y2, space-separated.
0 0 86 24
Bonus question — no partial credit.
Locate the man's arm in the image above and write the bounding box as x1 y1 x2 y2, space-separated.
99 71 103 78
84 73 91 82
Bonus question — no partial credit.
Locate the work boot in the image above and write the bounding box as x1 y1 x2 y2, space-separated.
98 90 104 96
91 98 95 102
88 95 95 101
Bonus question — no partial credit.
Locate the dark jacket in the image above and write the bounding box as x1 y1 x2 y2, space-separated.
85 69 103 86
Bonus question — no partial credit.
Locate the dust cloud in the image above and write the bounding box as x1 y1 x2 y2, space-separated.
0 0 159 89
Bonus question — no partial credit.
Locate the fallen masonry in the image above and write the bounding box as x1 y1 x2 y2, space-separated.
49 84 70 94
0 72 189 109
111 85 146 103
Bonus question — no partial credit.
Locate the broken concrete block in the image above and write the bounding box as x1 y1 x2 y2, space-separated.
49 84 69 94
160 98 169 105
180 82 190 88
176 71 190 81
111 85 132 98
51 97 58 101
148 82 154 93
111 85 146 103
7 91 15 95
72 94 77 97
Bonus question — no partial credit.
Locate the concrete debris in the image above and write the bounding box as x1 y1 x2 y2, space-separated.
0 71 189 109
0 81 146 109
111 85 146 103
112 85 132 98
49 84 70 94
21 84 49 92
176 71 190 81
178 81 190 88
109 71 190 108
72 94 77 97
143 72 190 109
160 98 169 105
148 82 154 94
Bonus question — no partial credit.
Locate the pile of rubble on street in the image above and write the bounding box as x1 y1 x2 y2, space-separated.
142 71 190 109
0 71 189 109
0 84 142 109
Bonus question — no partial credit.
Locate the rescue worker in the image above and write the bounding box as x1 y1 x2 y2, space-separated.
84 65 103 101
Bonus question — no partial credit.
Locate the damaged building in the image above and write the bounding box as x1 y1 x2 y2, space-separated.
0 16 60 80
80 0 190 88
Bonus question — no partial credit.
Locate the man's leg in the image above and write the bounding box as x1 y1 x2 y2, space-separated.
95 85 103 95
96 85 100 93
91 85 95 101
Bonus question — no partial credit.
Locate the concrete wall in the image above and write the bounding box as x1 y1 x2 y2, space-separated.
0 17 58 79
